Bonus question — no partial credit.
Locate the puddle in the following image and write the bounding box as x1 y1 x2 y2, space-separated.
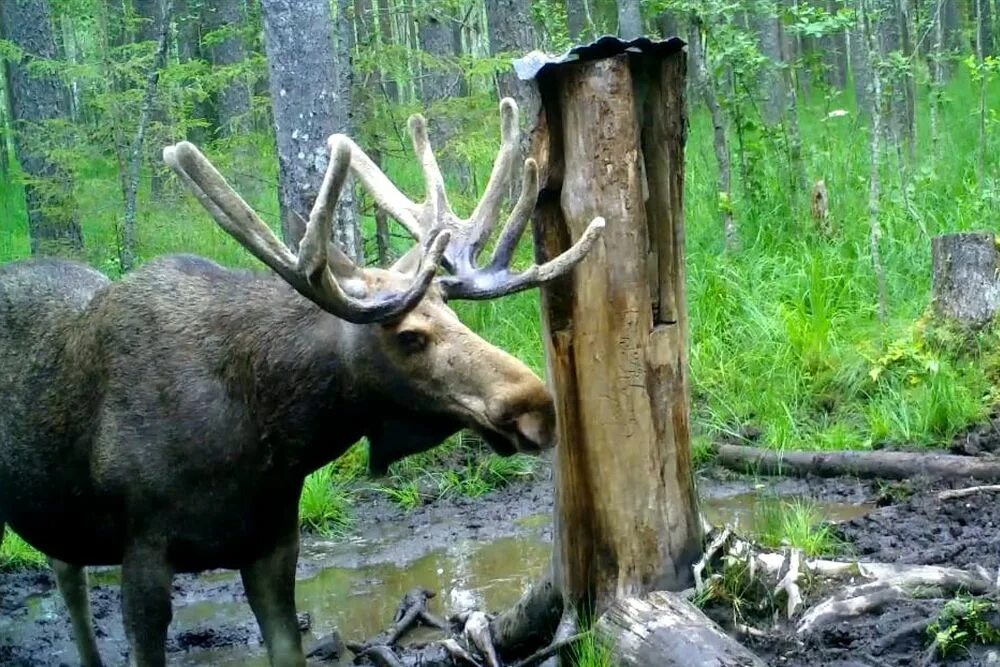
3 487 875 666
172 536 551 665
701 492 875 533
170 492 871 664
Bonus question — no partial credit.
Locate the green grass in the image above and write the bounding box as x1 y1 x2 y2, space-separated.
751 497 844 557
299 464 355 537
3 67 1000 554
0 530 47 571
568 630 617 667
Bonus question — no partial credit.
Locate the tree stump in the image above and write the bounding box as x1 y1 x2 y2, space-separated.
528 38 702 616
931 231 1000 327
595 591 768 667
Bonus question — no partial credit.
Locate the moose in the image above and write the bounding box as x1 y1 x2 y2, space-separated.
0 98 604 667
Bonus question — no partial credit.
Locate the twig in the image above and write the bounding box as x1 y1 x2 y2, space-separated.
509 632 590 667
734 623 767 638
937 485 1000 500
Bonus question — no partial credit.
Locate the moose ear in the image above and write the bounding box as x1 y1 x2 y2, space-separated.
390 245 423 276
326 241 363 278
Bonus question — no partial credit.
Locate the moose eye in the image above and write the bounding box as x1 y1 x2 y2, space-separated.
396 330 429 354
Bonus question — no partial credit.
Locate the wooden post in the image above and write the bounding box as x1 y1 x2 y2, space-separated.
529 41 702 618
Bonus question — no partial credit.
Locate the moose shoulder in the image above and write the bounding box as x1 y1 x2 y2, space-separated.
0 99 604 667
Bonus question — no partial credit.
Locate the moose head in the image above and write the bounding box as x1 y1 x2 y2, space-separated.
163 99 605 476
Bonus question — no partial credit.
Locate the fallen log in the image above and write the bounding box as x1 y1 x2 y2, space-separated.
715 444 1000 481
595 591 768 666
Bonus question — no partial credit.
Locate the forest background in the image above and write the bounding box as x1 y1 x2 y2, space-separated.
1 0 999 560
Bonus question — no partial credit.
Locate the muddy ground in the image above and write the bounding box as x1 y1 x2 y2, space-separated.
1 449 998 666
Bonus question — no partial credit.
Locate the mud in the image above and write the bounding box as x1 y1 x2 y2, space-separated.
714 481 1000 667
0 458 994 667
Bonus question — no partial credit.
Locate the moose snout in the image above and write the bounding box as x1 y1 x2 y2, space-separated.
487 397 556 453
514 409 555 451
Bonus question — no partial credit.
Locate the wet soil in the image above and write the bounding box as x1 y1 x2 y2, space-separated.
1 455 997 666
721 482 1000 667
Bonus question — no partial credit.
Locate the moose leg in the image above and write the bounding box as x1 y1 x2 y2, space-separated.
51 558 104 667
241 535 306 667
121 544 173 667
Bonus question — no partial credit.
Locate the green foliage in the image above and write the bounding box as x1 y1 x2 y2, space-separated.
926 596 1000 658
751 497 844 557
689 551 775 623
300 464 355 537
0 530 47 571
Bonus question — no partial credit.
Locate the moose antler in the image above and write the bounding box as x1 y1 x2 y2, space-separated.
337 98 606 300
163 137 450 324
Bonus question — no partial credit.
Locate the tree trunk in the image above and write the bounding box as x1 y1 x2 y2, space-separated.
486 0 541 152
417 6 467 191
751 9 785 125
931 232 1000 327
531 47 702 619
133 0 169 196
716 443 1000 481
203 0 251 138
617 0 643 40
849 23 873 117
119 0 172 272
596 591 768 666
928 0 945 158
689 17 736 251
374 0 398 102
0 0 83 256
174 0 212 145
822 0 849 89
976 0 988 189
980 0 994 56
260 0 361 257
861 0 888 321
565 0 589 43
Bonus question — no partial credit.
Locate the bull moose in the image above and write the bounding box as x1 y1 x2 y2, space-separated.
0 99 605 667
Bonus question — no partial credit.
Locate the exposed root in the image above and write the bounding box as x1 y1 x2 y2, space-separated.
773 548 804 619
874 616 937 654
347 587 577 667
387 587 448 643
937 484 1000 500
508 632 588 667
441 638 483 666
357 644 406 667
693 525 732 593
461 611 501 667
694 524 994 640
796 582 907 634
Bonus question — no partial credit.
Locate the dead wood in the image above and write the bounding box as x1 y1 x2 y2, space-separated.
508 632 588 667
595 591 769 666
931 231 1000 326
773 548 804 618
488 566 563 656
937 484 1000 500
715 443 1000 481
